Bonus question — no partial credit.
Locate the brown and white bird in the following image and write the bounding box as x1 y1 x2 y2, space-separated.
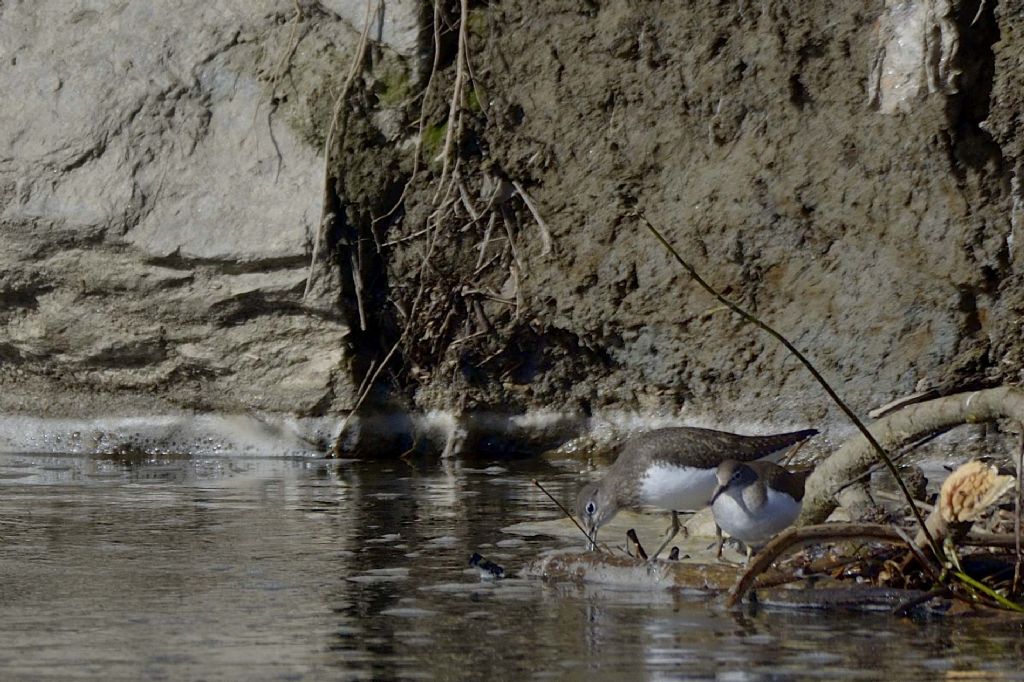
575 427 817 559
710 459 811 562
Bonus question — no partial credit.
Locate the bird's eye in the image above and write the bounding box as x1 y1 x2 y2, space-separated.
585 501 597 516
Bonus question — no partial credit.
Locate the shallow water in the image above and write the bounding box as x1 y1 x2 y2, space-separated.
0 452 1022 680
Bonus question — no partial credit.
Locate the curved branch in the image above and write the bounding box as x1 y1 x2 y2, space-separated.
724 522 1024 608
799 387 1024 525
724 523 906 608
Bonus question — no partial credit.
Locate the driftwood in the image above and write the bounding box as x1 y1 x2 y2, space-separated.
724 522 1023 608
725 523 905 607
800 387 1024 526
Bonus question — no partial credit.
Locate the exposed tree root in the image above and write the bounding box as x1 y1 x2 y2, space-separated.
303 0 377 301
800 386 1024 525
433 0 469 202
724 523 906 608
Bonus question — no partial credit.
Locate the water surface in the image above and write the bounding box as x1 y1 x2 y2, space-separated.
0 452 1021 680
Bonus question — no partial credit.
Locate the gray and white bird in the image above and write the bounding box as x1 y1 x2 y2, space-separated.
710 459 811 562
575 426 817 559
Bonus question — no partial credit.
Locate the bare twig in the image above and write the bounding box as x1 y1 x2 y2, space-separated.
501 209 522 270
383 225 432 247
638 212 939 557
303 0 377 300
331 177 457 455
474 213 497 269
873 490 933 512
963 531 1024 547
268 0 305 92
868 389 939 419
1016 426 1023 594
332 340 404 456
448 330 488 348
372 0 444 228
780 438 810 467
890 525 943 584
532 479 594 545
832 431 942 495
473 252 502 278
459 182 481 222
502 213 523 320
354 359 378 399
971 0 987 26
626 529 649 560
800 388 1024 525
511 180 553 255
350 248 367 331
434 0 469 202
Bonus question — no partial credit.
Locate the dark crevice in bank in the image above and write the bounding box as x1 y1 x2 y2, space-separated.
933 0 1015 394
329 76 416 411
943 0 1006 184
329 6 482 414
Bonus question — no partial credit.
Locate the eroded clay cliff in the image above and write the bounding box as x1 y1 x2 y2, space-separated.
2 1 1022 452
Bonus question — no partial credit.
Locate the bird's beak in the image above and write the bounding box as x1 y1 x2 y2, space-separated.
709 484 726 505
585 522 598 551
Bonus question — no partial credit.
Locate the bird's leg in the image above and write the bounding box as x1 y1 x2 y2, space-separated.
711 529 745 566
649 510 680 561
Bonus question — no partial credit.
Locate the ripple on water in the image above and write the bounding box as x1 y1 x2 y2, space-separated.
380 607 437 618
495 537 525 548
347 567 410 584
461 466 508 475
419 581 496 595
424 535 459 548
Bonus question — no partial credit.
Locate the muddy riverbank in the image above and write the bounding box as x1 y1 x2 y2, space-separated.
3 1 1023 436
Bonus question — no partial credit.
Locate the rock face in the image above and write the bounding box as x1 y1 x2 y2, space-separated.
0 0 369 416
2 0 1023 443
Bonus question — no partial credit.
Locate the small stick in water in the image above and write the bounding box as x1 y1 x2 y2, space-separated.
532 478 593 545
626 529 648 560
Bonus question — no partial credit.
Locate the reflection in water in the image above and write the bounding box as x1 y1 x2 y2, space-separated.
0 452 1021 679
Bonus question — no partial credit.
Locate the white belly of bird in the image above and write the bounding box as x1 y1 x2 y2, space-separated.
712 488 802 546
638 464 719 511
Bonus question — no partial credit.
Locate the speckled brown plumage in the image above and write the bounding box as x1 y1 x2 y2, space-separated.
716 460 811 509
752 461 811 502
603 427 817 509
576 426 818 554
